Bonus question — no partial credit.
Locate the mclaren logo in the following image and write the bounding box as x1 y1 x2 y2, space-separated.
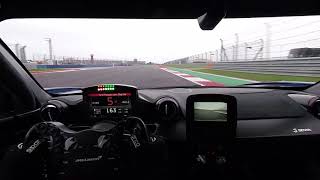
293 128 312 133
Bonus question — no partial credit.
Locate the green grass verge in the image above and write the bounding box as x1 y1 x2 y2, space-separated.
165 63 210 69
193 69 320 82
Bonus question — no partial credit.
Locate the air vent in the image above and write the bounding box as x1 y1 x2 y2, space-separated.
312 100 320 119
40 100 68 121
156 97 179 120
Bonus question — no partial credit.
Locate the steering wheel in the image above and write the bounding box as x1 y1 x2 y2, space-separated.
19 116 151 180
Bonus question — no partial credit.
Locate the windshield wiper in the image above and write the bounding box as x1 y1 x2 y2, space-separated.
45 87 82 96
240 81 315 89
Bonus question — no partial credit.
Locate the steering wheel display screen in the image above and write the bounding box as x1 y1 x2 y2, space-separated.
88 92 132 117
83 84 137 119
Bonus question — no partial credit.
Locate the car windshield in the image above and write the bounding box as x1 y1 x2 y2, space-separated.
0 17 320 89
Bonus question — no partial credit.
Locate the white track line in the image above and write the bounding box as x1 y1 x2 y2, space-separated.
31 69 80 74
160 67 224 86
160 68 204 86
184 69 258 82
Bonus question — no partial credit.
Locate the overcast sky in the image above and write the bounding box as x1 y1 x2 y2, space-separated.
0 15 320 63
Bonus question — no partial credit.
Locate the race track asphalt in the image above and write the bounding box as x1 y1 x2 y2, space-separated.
32 65 198 89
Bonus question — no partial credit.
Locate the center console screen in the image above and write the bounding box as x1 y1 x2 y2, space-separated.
194 102 228 122
186 94 237 143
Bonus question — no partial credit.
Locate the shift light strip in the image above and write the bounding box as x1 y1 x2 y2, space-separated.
88 93 132 97
97 84 115 91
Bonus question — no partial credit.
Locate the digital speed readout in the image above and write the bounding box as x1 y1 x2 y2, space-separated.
87 92 132 117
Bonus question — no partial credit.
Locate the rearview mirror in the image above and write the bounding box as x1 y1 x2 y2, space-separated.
198 8 226 30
